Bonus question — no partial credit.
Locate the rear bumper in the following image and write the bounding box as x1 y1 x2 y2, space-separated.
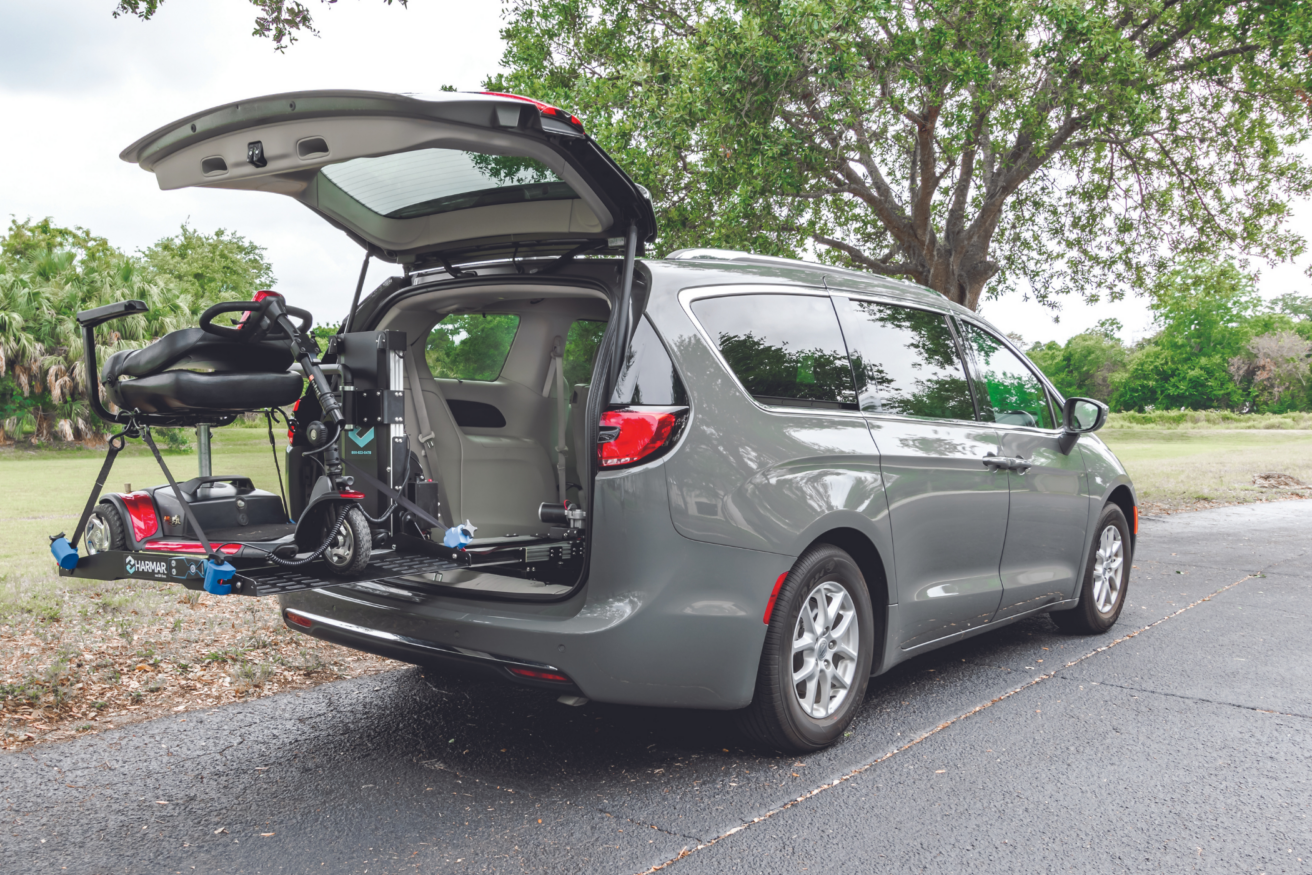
282 607 584 695
278 464 791 710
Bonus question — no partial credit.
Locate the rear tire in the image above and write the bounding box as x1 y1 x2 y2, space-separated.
85 503 129 554
322 505 372 576
1051 504 1131 634
737 545 875 753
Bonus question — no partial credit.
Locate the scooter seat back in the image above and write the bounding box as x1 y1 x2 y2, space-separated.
102 328 293 383
110 370 303 415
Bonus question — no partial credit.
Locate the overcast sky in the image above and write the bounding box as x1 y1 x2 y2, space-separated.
2 0 1309 346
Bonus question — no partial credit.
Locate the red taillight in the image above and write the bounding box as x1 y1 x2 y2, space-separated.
285 610 313 629
507 666 571 683
598 409 680 469
339 491 366 500
479 91 584 129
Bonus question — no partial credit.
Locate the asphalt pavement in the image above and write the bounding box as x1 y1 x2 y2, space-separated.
5 501 1311 874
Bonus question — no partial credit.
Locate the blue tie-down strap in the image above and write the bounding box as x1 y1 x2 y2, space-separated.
203 560 237 595
443 520 478 549
50 537 79 570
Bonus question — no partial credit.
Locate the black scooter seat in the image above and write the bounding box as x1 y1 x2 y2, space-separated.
115 370 302 415
102 327 301 416
103 328 293 380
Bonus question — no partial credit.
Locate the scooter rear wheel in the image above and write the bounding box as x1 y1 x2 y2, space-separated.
322 505 372 576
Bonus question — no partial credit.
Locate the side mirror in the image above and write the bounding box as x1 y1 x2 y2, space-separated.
1058 396 1108 454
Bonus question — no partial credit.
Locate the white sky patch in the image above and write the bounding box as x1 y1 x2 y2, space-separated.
0 0 503 317
1 0 1308 344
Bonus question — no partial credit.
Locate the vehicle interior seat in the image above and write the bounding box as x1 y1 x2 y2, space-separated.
101 328 302 416
404 342 559 538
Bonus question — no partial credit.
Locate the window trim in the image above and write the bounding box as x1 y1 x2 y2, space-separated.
833 293 982 427
955 317 1063 433
679 284 866 418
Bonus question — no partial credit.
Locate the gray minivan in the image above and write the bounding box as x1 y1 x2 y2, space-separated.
122 90 1136 752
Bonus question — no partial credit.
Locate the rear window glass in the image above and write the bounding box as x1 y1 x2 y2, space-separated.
692 294 856 409
564 319 606 388
321 149 578 220
611 317 688 406
961 323 1056 429
425 313 520 381
834 298 975 421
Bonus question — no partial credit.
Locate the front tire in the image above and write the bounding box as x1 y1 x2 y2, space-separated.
1051 504 1131 634
321 505 372 576
738 545 875 753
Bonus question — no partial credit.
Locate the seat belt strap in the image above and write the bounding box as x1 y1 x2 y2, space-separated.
542 337 568 502
403 346 438 478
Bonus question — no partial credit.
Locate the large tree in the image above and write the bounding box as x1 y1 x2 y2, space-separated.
493 0 1312 310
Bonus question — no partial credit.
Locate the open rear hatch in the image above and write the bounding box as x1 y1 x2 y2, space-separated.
114 91 657 601
119 90 655 269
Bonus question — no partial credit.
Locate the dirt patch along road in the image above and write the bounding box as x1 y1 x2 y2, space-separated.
4 501 1310 875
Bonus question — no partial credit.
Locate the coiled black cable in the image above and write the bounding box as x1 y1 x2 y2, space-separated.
233 503 353 568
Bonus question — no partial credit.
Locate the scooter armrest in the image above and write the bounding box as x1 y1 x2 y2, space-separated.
76 299 148 329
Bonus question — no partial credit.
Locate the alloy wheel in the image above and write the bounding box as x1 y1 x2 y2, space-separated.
792 581 859 719
1091 524 1124 614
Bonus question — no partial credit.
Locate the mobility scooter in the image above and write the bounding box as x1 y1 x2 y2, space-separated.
50 290 582 597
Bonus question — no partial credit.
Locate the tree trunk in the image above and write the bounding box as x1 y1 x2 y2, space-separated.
912 245 998 312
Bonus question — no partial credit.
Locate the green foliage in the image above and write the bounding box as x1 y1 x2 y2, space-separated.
138 224 274 312
425 314 520 381
0 218 117 270
1113 262 1259 411
1027 332 1128 402
0 218 275 444
1105 410 1312 429
1027 261 1312 413
496 0 1312 309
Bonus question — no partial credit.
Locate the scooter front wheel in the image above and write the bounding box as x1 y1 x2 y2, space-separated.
322 505 372 576
86 504 129 555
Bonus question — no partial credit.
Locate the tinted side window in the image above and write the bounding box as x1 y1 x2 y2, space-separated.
692 294 856 409
564 319 606 387
425 313 520 381
834 298 975 420
961 323 1056 429
611 317 688 406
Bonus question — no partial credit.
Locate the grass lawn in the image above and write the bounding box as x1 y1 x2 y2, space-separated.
1100 428 1312 513
0 427 393 750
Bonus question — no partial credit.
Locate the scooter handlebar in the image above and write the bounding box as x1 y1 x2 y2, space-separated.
199 299 313 341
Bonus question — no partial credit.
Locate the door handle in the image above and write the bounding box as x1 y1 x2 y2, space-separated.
982 454 1032 474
